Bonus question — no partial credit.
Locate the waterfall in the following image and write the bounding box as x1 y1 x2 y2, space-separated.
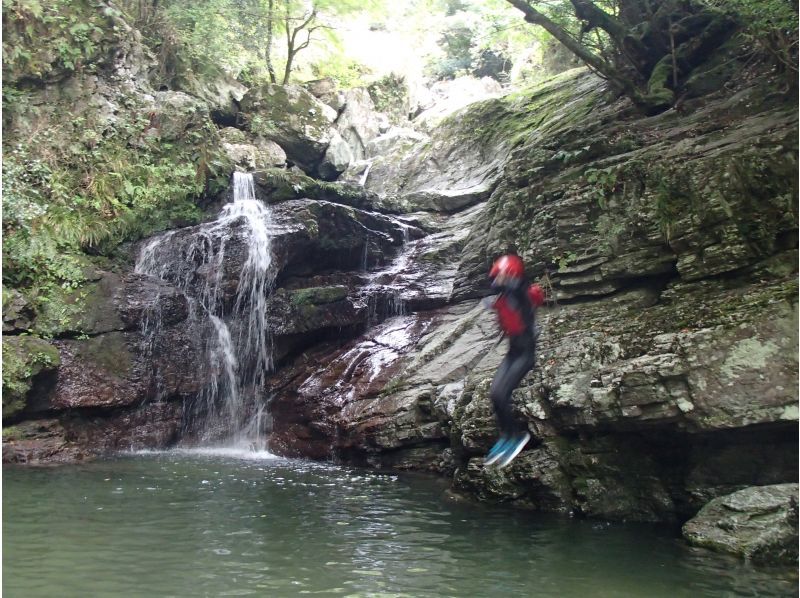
358 159 373 187
135 172 275 449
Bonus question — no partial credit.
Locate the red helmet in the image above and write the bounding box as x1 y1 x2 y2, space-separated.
489 254 524 280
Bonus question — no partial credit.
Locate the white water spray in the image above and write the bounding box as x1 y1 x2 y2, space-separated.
135 172 274 449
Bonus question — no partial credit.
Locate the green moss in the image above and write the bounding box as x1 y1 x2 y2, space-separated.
2 335 60 418
2 0 117 85
644 56 676 109
436 69 597 152
2 425 23 440
289 286 348 306
246 84 331 141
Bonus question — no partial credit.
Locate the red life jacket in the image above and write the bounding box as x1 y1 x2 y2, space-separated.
493 283 544 336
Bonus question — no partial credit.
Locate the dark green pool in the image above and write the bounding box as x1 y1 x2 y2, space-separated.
3 449 795 597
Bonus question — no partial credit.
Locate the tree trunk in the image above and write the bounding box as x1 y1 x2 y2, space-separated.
266 0 276 84
504 0 653 107
505 0 737 115
280 3 317 85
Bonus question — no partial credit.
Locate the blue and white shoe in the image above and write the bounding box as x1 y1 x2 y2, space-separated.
484 436 511 466
497 432 531 469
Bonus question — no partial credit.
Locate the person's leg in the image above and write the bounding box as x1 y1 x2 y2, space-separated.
490 348 535 436
489 351 518 437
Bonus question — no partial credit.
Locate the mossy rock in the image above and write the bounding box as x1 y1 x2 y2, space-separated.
289 286 349 306
2 335 60 419
30 272 125 338
240 83 337 173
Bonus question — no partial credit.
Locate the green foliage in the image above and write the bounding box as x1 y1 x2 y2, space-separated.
2 335 60 418
710 0 798 78
2 0 112 82
584 166 619 209
310 57 372 89
120 0 387 86
423 1 524 81
2 2 232 319
554 251 578 272
2 103 222 290
367 73 409 124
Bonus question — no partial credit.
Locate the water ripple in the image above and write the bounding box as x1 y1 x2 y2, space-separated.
4 454 796 598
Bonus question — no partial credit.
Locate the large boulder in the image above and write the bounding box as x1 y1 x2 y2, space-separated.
303 77 346 113
335 88 385 162
2 288 33 333
318 130 354 181
682 484 798 564
218 127 287 171
239 83 338 175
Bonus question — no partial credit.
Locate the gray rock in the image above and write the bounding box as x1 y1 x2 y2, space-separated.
304 77 346 113
219 126 248 144
683 484 799 564
240 83 338 174
151 91 210 140
366 127 428 159
2 288 33 332
335 88 383 162
318 130 353 180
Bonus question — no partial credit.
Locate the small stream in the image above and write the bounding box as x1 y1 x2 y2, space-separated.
3 453 795 597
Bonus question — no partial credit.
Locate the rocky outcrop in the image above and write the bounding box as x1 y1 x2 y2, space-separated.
338 72 555 215
219 127 287 171
682 484 798 564
239 83 338 175
267 67 798 537
411 76 504 131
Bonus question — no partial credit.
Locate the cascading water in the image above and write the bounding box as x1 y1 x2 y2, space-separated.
135 172 275 449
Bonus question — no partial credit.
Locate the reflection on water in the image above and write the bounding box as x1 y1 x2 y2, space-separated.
3 452 796 597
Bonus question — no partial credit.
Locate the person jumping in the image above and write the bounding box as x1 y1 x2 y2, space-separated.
483 252 545 468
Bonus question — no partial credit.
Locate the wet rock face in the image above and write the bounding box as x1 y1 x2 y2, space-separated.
265 203 487 469
268 314 447 468
2 402 183 464
682 484 799 564
269 199 407 278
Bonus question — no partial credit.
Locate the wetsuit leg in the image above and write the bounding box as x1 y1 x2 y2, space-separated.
489 344 536 436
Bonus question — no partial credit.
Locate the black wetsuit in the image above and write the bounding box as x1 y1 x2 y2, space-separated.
490 280 537 437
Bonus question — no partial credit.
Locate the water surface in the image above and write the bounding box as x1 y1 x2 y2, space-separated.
3 450 795 597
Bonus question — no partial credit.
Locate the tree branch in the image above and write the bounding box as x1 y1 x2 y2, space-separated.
504 0 615 75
